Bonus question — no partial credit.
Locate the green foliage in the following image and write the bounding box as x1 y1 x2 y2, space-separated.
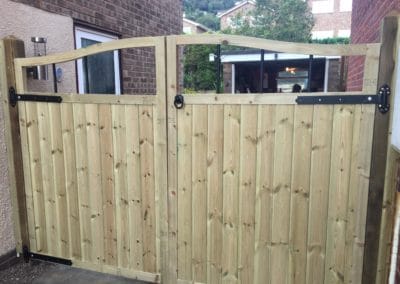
186 10 220 31
311 37 350 44
183 0 236 14
224 0 314 43
184 45 218 91
183 0 236 30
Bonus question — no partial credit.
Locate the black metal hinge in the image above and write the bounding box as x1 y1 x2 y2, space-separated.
22 245 72 265
9 87 62 107
296 84 391 114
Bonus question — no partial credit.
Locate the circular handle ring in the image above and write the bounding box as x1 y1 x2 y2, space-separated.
174 94 184 109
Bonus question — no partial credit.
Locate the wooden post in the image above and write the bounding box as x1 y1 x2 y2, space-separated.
0 37 28 254
375 15 400 284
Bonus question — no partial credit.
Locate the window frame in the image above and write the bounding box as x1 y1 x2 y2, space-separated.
75 26 121 95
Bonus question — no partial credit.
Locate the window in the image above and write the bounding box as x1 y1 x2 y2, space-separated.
312 30 334 39
183 26 192 34
75 27 121 94
312 0 334 14
338 29 351 37
277 68 308 93
340 0 352 12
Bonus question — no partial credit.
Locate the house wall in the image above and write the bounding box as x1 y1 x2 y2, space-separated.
220 2 256 30
183 20 207 34
0 0 76 257
11 0 183 94
310 0 352 39
347 0 400 91
219 0 351 38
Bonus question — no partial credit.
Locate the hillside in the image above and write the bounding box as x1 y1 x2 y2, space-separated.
184 0 236 30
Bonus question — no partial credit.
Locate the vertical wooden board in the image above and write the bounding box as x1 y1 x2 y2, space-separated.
306 105 333 284
61 103 81 259
345 104 375 283
111 105 129 268
238 105 258 284
324 105 355 283
166 36 178 284
139 105 157 272
343 105 362 282
254 105 275 284
270 105 294 284
85 104 104 264
26 102 46 253
207 105 224 284
154 38 169 278
288 105 313 284
48 103 69 258
191 105 208 283
177 105 193 280
221 105 241 283
73 103 92 261
125 105 144 270
37 102 58 256
98 104 117 266
18 102 36 251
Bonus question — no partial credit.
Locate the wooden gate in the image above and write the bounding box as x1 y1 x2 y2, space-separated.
165 35 382 284
0 29 397 284
1 37 168 282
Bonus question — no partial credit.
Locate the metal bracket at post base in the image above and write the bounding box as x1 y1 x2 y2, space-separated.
9 87 62 107
296 84 391 114
22 245 72 265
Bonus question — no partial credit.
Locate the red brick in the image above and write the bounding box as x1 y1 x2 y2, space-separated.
348 0 400 90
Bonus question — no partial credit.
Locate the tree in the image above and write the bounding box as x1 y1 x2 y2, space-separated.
224 0 314 43
183 45 219 92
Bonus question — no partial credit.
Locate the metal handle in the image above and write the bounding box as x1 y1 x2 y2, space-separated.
174 94 184 109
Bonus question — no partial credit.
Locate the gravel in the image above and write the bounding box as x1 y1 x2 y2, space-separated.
0 258 147 284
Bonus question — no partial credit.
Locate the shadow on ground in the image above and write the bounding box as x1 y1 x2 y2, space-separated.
0 258 148 284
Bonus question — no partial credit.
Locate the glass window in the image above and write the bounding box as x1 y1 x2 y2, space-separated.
75 27 121 94
312 0 334 14
340 0 352 12
277 68 308 93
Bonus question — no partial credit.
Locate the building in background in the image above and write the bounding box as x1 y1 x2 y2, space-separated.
183 18 210 34
218 0 352 39
218 0 256 30
309 0 352 39
219 51 342 93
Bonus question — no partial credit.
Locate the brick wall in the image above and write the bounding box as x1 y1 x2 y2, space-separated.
347 0 400 91
12 0 183 94
311 0 352 37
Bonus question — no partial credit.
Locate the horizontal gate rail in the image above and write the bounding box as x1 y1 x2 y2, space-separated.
173 34 378 56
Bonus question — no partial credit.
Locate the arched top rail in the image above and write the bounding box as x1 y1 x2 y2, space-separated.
14 36 164 67
171 34 380 57
14 34 381 69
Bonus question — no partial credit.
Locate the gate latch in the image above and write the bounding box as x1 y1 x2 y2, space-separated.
9 87 62 107
296 84 391 114
174 94 184 109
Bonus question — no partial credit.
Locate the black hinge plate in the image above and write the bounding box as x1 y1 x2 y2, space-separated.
296 84 390 114
9 87 62 107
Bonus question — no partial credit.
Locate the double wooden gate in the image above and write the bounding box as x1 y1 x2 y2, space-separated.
0 31 395 283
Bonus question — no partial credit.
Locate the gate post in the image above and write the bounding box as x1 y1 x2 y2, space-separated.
0 36 29 254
